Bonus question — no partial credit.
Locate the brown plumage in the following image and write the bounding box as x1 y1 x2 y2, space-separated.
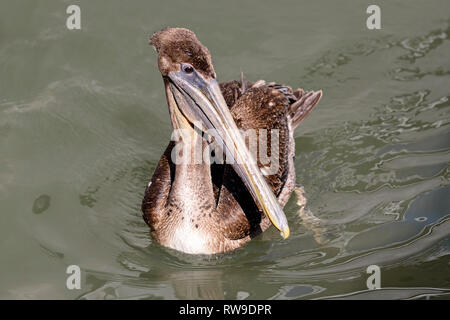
142 28 322 254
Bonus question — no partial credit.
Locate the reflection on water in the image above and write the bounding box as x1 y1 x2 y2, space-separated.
0 0 449 299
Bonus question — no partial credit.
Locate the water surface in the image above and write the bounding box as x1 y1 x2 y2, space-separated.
0 0 449 299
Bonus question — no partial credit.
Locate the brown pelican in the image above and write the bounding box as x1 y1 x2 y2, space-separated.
142 28 322 254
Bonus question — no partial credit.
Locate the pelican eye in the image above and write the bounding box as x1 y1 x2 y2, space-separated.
182 64 194 74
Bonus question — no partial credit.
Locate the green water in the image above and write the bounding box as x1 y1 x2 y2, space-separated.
1 0 449 299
